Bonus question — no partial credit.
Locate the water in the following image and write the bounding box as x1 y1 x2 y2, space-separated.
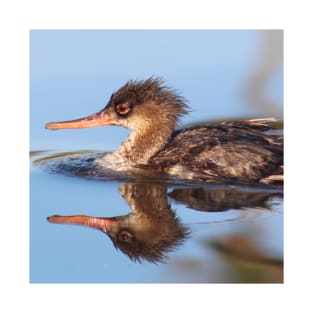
30 30 283 283
30 146 283 283
30 154 283 283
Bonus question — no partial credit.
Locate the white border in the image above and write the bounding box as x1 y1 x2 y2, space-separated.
1 0 313 312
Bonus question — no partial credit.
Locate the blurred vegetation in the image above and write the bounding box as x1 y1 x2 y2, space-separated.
208 234 283 283
169 231 283 283
244 30 283 119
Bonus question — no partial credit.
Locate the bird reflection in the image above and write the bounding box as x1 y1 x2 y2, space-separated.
48 183 190 264
47 183 281 264
169 188 282 212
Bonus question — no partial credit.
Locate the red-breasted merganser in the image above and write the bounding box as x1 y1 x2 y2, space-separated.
45 78 283 184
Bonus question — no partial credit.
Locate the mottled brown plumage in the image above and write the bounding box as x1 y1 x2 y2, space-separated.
148 120 283 183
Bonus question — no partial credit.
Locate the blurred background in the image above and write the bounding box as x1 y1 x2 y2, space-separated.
30 30 283 283
30 30 283 151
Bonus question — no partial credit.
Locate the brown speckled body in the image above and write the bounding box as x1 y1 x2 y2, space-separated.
147 121 283 182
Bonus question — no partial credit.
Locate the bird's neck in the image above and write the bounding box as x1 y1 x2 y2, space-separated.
116 123 173 165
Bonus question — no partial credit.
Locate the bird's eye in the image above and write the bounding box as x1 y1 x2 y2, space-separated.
118 230 133 242
116 103 131 115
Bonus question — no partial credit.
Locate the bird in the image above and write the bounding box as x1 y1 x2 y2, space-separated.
45 77 283 184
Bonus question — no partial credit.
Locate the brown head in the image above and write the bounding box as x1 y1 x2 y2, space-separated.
45 77 189 132
47 212 190 264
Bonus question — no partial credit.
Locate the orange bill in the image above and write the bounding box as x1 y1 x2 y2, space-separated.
47 215 115 232
45 109 114 130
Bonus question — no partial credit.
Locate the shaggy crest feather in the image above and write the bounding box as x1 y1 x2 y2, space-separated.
110 77 189 124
